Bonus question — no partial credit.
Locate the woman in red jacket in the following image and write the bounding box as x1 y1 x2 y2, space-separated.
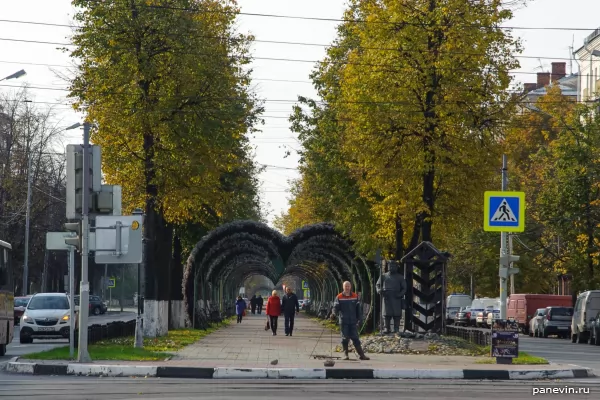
265 290 282 336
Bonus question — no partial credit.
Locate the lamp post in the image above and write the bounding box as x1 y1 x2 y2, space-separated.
0 69 26 82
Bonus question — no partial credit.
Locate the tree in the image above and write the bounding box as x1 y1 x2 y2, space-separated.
68 0 263 334
0 88 67 293
281 0 521 259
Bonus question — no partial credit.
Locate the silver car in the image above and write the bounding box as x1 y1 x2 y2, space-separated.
529 308 547 337
539 306 573 338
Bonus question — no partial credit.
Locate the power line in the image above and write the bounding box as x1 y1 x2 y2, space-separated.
0 35 584 63
5 6 595 32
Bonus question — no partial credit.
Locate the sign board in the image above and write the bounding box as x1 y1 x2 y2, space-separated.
46 232 76 251
302 280 309 289
107 277 116 289
303 289 310 298
491 320 519 358
484 191 525 232
94 215 143 264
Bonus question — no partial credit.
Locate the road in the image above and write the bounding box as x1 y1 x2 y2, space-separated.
0 375 597 399
0 311 136 362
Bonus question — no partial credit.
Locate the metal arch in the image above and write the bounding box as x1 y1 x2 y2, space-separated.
205 245 275 283
288 243 354 282
288 251 348 284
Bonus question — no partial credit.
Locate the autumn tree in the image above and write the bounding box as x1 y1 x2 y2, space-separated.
68 0 263 335
281 0 521 261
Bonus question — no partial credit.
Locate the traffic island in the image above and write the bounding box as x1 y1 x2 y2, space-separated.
18 323 230 362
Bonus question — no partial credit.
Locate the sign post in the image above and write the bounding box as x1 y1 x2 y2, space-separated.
491 319 519 364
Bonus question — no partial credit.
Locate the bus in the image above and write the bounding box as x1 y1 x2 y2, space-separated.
0 240 14 356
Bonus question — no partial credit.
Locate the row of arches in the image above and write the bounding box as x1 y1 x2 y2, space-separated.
182 221 377 330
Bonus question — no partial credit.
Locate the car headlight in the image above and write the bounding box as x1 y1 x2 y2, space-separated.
62 315 70 321
22 315 34 324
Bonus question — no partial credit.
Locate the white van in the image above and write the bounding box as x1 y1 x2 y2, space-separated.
446 294 472 323
470 297 499 326
572 290 600 343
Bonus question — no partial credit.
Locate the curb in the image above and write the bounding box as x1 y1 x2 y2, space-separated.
4 361 596 380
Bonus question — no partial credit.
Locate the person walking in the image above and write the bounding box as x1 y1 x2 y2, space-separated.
282 286 300 336
265 290 281 335
331 281 370 360
235 295 247 323
250 294 257 315
257 295 264 314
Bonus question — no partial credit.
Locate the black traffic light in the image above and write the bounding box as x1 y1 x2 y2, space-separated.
64 222 82 251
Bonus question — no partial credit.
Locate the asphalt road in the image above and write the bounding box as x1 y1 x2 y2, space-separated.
0 311 136 361
0 376 597 399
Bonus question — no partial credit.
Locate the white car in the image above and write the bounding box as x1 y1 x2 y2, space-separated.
529 308 547 337
19 293 77 344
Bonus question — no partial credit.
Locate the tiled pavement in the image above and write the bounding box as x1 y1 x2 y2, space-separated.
171 312 338 367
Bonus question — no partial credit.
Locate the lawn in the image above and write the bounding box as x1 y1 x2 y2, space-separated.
22 319 232 361
476 351 548 365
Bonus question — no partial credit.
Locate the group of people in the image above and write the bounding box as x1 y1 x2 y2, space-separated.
234 281 370 361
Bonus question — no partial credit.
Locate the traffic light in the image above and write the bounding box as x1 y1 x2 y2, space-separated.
64 222 82 251
66 144 101 219
499 254 520 279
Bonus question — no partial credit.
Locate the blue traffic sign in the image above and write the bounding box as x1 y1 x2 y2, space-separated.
484 191 525 232
107 278 116 289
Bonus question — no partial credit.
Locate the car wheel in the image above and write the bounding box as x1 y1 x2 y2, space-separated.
572 333 577 343
577 332 588 343
19 336 32 344
0 344 5 356
543 329 549 338
93 307 100 316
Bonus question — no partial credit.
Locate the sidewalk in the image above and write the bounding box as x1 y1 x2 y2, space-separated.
5 312 596 379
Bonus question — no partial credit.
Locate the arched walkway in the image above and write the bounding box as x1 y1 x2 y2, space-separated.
183 221 375 331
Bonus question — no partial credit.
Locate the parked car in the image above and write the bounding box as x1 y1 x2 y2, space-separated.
538 306 573 338
19 292 78 344
13 296 31 325
507 294 572 334
470 298 499 326
73 295 108 315
572 290 600 343
454 306 472 326
476 306 494 328
446 294 472 324
529 308 547 337
589 311 600 345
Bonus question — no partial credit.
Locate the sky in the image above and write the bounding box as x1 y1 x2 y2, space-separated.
1 0 600 228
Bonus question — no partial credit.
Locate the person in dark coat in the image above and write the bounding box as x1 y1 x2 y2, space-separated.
250 295 257 314
257 295 264 314
331 281 369 360
266 290 282 335
282 286 300 336
235 296 247 323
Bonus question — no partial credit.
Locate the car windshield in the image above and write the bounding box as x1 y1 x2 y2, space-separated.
27 296 69 310
14 298 29 307
550 307 573 316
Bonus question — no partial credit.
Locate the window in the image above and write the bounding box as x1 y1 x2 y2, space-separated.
27 296 69 310
575 298 582 311
549 307 573 317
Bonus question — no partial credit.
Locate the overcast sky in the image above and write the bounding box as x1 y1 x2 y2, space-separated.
1 0 599 227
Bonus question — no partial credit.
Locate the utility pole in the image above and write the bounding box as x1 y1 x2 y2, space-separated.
77 122 91 363
68 245 75 359
133 208 144 349
509 234 515 295
499 155 509 320
23 152 32 296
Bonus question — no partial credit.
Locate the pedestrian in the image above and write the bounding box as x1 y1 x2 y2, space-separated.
235 295 247 323
250 294 257 315
331 281 370 360
266 290 281 336
282 286 300 336
257 294 264 314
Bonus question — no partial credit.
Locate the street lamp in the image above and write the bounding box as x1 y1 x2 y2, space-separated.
0 69 26 82
66 122 82 131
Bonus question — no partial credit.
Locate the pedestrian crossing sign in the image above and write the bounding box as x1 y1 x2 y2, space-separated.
484 191 525 232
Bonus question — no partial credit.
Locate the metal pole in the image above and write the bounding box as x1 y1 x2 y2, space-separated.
23 152 32 296
499 155 508 320
69 246 75 359
77 122 91 363
379 260 384 334
509 234 515 295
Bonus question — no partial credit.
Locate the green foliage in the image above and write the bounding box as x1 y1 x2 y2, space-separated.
281 0 521 262
67 0 263 226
